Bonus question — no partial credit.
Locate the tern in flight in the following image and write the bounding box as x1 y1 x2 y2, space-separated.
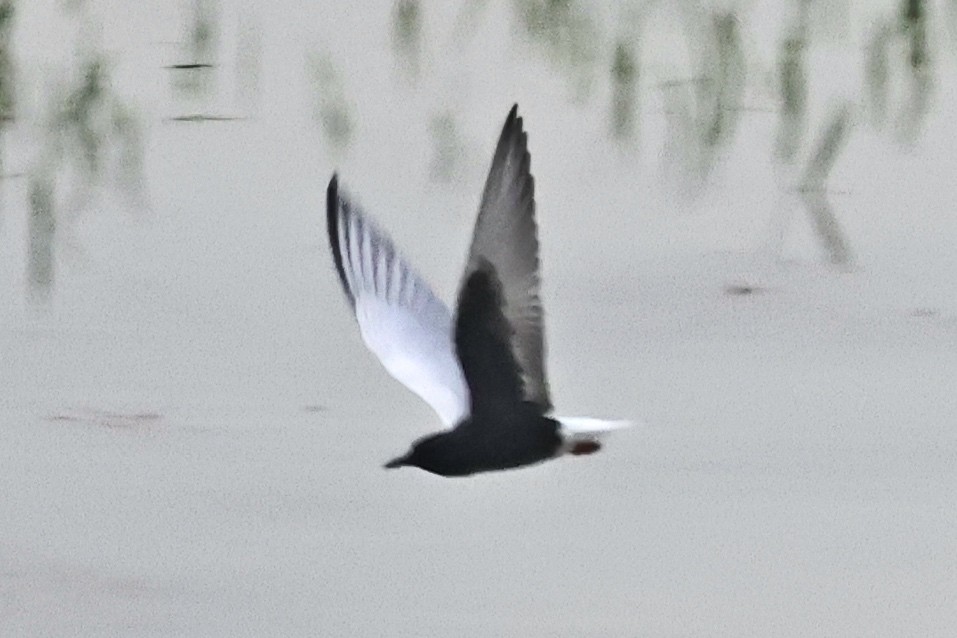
326 104 632 477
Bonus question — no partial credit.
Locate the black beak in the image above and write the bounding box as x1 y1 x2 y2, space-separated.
383 454 407 469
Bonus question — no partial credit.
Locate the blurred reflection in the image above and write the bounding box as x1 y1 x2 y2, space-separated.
428 110 465 183
23 42 147 300
657 6 748 189
0 0 14 195
392 0 422 80
307 53 354 156
799 105 854 266
7 0 954 292
514 0 599 99
451 0 491 45
903 0 928 70
56 54 146 208
610 39 638 142
897 0 932 145
775 1 810 163
61 57 108 178
864 22 892 127
863 0 934 145
110 102 147 211
170 0 219 99
0 0 13 125
703 11 745 150
658 78 707 198
58 0 87 11
28 173 55 299
949 0 957 44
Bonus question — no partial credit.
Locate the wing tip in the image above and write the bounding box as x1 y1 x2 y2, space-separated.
327 173 341 214
493 104 526 159
325 172 355 307
505 103 524 140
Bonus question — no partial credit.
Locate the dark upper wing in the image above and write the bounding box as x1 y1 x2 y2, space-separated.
454 260 527 419
461 104 551 412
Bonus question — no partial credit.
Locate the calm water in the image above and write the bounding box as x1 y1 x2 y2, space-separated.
2 1 957 635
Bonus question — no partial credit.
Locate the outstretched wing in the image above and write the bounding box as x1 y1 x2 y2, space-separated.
326 175 469 426
462 105 551 412
454 260 528 419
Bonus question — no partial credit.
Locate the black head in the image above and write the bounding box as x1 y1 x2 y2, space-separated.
382 433 471 477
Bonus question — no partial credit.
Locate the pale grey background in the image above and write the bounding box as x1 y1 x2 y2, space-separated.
2 1 956 635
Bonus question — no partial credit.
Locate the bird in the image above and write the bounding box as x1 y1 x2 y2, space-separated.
325 104 632 477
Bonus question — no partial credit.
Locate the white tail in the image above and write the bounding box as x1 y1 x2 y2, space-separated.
555 416 637 456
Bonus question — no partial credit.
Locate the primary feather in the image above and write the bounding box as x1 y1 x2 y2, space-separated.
454 260 529 420
326 176 470 426
463 104 551 412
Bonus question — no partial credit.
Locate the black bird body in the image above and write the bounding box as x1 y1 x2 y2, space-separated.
385 259 563 476
326 105 630 477
391 408 562 477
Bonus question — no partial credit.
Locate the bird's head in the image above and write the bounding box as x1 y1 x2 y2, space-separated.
382 433 466 477
383 448 415 470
